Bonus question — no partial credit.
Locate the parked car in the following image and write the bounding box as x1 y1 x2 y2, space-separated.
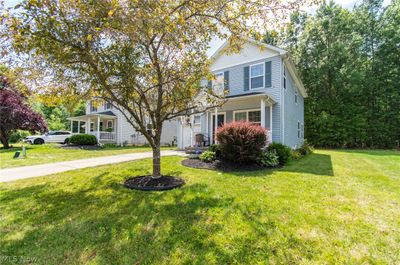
24 131 72 144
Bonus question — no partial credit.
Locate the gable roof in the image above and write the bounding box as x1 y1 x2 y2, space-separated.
210 38 307 98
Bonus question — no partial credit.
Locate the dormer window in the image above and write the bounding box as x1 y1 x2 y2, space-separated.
213 72 224 95
250 63 264 89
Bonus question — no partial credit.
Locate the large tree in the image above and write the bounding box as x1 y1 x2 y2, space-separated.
5 0 307 177
0 75 47 148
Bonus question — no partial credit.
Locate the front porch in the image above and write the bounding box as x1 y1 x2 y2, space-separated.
68 111 117 143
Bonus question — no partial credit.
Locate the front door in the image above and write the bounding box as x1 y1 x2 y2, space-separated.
212 114 225 144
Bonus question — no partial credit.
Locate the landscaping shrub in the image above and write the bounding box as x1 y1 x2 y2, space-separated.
257 150 279 167
291 149 302 160
199 151 216 163
208 144 221 157
216 121 267 164
68 134 97 146
9 130 30 143
298 140 314 156
267 142 291 165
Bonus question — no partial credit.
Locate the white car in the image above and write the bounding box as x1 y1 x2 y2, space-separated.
25 131 72 145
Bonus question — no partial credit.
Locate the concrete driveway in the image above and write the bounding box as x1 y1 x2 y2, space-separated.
0 150 186 183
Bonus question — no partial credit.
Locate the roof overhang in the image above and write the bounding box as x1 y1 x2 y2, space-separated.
225 92 276 105
68 111 117 121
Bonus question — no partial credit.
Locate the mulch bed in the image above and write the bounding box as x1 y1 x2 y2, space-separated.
59 145 102 150
181 158 265 172
124 175 185 191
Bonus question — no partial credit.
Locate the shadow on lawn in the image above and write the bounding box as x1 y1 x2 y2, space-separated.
0 176 283 264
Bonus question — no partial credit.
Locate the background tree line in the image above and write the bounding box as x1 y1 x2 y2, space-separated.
266 0 400 148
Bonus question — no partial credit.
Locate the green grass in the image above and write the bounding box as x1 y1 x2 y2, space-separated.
0 144 172 169
1 150 400 264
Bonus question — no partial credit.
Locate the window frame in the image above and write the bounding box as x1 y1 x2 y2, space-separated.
193 114 201 125
249 63 265 90
107 120 113 130
212 72 224 94
233 108 262 125
104 101 112 110
297 120 301 139
90 101 97 112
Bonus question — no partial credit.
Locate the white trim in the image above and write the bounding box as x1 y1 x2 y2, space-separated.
107 120 114 130
211 55 276 72
269 105 273 141
210 111 226 144
261 99 266 128
193 114 201 125
281 58 285 144
233 108 261 125
249 62 264 90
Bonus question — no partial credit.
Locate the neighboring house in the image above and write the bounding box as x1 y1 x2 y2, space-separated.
177 39 307 149
68 100 177 146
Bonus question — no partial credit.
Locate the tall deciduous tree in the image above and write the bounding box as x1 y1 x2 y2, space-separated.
0 76 47 149
6 0 307 177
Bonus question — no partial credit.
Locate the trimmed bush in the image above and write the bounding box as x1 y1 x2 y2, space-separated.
208 144 221 157
216 121 267 164
199 151 216 163
68 134 97 146
257 150 279 167
267 142 291 165
9 130 30 143
298 140 314 156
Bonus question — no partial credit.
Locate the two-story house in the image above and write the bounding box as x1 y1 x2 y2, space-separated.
176 39 307 149
68 100 177 146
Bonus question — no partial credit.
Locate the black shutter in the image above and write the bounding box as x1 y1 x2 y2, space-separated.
224 71 229 91
244 66 249 91
265 61 272 87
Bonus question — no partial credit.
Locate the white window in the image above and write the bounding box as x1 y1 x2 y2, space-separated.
283 66 287 90
213 72 224 95
295 89 298 104
234 109 261 125
193 115 201 125
90 122 94 132
250 63 264 89
297 121 300 138
104 101 112 110
90 101 97 112
107 120 113 130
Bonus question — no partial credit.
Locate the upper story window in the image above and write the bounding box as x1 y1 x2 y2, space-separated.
250 63 264 89
104 101 112 110
234 109 261 125
295 89 298 104
90 101 97 112
283 66 287 89
212 72 224 95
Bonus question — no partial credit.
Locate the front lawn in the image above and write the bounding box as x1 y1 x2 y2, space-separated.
0 150 399 264
0 144 172 169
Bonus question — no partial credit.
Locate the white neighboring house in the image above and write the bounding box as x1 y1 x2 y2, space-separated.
68 101 177 146
177 39 307 149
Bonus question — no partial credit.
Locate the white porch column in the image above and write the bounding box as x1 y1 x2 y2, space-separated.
261 99 266 128
70 120 73 133
205 111 209 143
97 116 100 141
77 121 80 133
270 105 273 142
86 118 90 134
214 107 218 144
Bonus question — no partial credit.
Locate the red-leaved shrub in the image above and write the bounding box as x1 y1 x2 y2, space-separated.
216 121 267 163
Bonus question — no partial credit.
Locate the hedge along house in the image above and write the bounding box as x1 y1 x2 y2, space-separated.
177 39 307 149
68 100 178 146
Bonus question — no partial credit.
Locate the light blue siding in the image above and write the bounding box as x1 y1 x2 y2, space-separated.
283 67 304 148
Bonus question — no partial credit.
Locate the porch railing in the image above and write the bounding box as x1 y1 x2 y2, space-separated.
88 131 116 141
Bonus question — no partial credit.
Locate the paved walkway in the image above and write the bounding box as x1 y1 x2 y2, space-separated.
0 150 186 183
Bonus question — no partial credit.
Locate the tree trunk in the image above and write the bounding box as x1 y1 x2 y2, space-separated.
152 145 161 179
0 131 10 149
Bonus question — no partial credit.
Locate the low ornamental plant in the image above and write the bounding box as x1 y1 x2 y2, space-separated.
257 150 279 167
267 142 292 165
199 151 216 163
216 121 267 164
298 140 314 156
68 134 98 146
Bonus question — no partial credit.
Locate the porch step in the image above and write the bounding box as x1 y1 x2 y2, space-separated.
184 146 209 154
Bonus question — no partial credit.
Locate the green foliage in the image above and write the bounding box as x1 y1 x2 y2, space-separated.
68 134 97 146
208 144 221 157
9 130 30 144
290 150 302 160
267 142 292 165
199 151 216 163
298 140 314 156
274 1 400 148
257 150 279 167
